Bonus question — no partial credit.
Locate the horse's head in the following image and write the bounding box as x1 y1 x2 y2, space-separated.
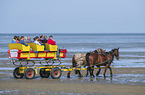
112 48 120 60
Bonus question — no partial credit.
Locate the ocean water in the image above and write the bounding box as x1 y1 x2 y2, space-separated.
0 33 145 68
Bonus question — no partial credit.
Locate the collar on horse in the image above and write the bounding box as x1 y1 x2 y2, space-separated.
109 50 115 62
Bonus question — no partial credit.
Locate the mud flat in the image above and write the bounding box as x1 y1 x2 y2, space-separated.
0 68 145 95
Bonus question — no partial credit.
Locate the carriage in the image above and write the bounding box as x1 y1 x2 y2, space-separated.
8 43 117 79
8 43 68 79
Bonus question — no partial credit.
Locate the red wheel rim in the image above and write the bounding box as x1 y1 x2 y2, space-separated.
27 70 33 78
53 70 60 77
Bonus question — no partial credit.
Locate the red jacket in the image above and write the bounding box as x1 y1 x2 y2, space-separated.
47 39 56 45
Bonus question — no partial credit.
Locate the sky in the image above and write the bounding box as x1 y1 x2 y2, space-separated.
0 0 145 33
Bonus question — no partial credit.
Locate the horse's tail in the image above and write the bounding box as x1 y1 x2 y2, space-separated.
72 55 78 74
72 55 77 67
86 52 90 66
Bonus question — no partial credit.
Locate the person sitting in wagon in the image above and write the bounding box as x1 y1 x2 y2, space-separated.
12 36 17 43
34 36 41 45
47 35 56 45
16 36 20 43
39 35 43 43
25 37 33 43
42 36 47 43
19 36 28 46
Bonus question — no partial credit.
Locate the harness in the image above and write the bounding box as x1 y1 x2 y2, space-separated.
109 51 114 63
97 51 115 65
75 49 115 66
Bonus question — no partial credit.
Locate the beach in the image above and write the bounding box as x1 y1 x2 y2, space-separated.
0 68 145 95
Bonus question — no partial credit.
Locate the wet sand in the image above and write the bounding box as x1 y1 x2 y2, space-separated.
0 68 145 95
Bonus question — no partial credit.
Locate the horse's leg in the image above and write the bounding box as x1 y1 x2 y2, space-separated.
91 66 95 77
103 67 107 77
88 67 92 77
92 66 94 76
85 67 89 77
77 70 83 77
67 71 71 78
88 66 94 78
96 66 101 76
103 64 109 77
86 66 95 77
108 66 113 77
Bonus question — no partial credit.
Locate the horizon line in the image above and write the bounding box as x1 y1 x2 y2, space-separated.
0 32 145 34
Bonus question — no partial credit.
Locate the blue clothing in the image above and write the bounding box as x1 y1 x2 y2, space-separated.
19 40 28 46
12 39 16 43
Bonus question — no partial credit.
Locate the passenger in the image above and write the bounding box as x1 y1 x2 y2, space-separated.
25 37 33 43
47 35 56 45
24 37 27 41
19 36 28 46
34 36 41 45
42 36 47 43
12 36 17 43
16 36 20 43
39 35 43 43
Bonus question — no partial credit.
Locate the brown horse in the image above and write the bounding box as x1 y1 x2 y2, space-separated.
67 49 106 78
86 48 119 77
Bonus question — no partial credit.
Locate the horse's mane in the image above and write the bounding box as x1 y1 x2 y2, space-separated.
111 49 115 52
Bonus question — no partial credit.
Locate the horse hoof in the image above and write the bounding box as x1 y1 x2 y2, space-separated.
91 76 94 78
79 75 83 78
91 75 95 78
67 76 70 78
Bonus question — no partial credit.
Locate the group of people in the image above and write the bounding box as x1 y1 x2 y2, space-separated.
11 35 56 46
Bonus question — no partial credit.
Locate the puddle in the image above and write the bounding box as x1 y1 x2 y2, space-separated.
0 58 9 60
59 74 145 85
113 59 145 68
0 89 106 95
0 89 19 94
0 67 14 70
113 74 145 85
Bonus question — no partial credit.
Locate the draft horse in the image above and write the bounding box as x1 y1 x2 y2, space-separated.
86 48 120 77
67 48 119 78
67 49 106 78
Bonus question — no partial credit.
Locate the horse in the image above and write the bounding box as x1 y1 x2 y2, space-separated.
67 48 106 78
86 48 119 78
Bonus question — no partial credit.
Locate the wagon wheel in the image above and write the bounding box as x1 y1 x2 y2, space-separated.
24 68 35 79
13 67 24 79
51 67 62 79
40 68 50 78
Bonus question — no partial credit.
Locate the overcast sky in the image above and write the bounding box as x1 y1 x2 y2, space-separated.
0 0 145 33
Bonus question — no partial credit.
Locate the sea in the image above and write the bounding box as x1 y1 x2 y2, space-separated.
0 33 145 68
